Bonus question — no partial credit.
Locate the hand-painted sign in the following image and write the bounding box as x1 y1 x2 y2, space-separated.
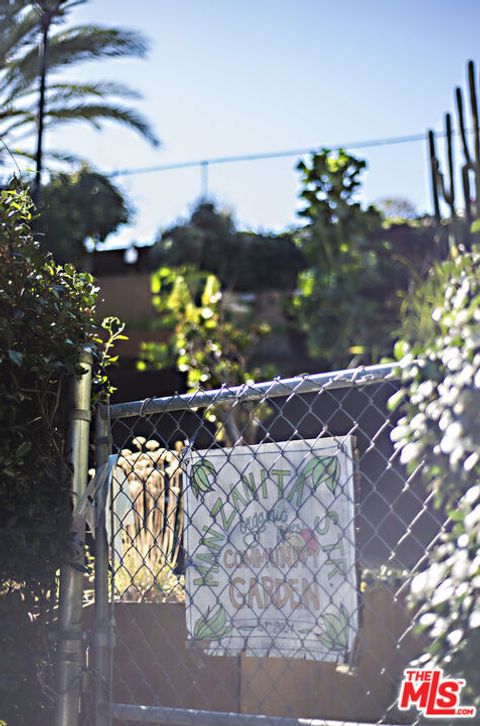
184 437 358 661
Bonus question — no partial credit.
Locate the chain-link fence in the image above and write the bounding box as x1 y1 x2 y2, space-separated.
93 363 448 725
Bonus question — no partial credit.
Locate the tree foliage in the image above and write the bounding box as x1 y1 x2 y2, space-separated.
375 196 418 223
391 247 480 704
292 149 412 368
0 180 121 724
37 166 131 264
148 202 304 292
139 265 274 444
0 0 158 167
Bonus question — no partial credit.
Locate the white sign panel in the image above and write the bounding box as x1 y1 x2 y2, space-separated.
184 437 358 662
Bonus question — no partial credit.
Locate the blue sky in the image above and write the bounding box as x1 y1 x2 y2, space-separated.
46 0 479 246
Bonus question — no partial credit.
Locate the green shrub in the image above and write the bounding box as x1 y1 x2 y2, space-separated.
139 265 274 444
38 166 131 265
391 247 480 705
148 202 304 292
0 181 119 725
292 149 411 367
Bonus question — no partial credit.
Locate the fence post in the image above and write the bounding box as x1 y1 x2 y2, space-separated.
93 405 111 726
54 348 92 726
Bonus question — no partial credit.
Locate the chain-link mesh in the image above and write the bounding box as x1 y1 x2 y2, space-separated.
96 364 447 725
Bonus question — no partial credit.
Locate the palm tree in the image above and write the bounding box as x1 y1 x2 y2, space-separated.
0 0 159 181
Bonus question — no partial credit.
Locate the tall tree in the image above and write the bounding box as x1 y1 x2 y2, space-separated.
292 149 410 368
0 0 159 171
149 201 304 292
38 166 130 264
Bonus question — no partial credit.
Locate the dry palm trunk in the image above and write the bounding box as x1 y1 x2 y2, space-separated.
116 439 184 571
161 447 183 572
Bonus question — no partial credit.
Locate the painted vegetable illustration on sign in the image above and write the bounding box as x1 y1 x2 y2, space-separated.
191 459 216 498
194 605 231 640
302 455 340 494
317 605 349 652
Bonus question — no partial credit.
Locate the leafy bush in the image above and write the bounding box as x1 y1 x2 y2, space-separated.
140 266 272 387
148 202 304 292
0 181 118 725
38 167 131 265
292 149 414 368
138 265 274 444
391 247 480 705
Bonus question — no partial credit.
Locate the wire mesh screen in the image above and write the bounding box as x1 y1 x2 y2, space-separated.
98 365 447 725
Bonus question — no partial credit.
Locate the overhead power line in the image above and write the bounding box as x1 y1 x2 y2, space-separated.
108 128 463 179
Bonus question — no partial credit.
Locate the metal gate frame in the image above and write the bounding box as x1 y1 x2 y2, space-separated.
92 362 416 726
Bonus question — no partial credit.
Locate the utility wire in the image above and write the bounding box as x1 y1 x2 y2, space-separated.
108 128 464 179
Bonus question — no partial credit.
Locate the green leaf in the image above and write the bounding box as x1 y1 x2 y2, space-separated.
470 219 480 234
387 388 406 411
302 455 340 494
194 605 230 640
317 632 336 649
393 339 408 361
318 607 349 651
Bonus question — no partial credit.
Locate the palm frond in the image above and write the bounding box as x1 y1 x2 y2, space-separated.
53 24 150 57
5 25 149 94
44 103 160 146
44 148 88 165
0 6 159 157
0 6 40 67
0 106 29 122
0 108 36 144
3 79 142 108
10 146 87 166
45 81 142 104
0 123 36 147
0 133 23 174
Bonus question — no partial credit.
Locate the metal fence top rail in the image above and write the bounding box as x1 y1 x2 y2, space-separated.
105 362 402 420
112 702 400 726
